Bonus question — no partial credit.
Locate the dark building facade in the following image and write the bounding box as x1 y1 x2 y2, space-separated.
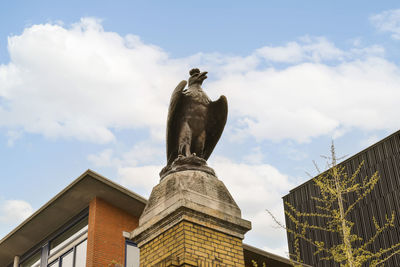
283 130 400 266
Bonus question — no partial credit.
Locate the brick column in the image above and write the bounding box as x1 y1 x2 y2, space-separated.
130 170 251 267
140 221 246 266
86 197 139 267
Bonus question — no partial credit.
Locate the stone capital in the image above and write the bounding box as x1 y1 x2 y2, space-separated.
130 170 251 247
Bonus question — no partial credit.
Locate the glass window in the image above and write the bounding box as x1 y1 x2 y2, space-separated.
20 214 88 267
126 242 139 267
47 239 87 267
50 217 88 255
60 250 73 267
20 250 41 267
48 260 59 267
74 239 87 267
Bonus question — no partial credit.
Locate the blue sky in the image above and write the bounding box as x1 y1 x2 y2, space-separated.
1 0 400 257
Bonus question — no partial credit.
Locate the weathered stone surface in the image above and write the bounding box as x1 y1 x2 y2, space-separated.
142 170 241 223
130 170 251 247
159 154 216 179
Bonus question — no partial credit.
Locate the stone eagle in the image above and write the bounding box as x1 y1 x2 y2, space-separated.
166 68 228 167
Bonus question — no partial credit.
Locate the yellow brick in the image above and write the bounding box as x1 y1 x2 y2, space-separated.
138 221 246 266
202 244 214 251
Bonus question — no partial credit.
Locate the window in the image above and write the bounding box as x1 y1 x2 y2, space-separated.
20 250 41 267
19 211 88 267
47 217 88 267
49 217 88 255
60 250 73 266
125 240 139 267
47 239 87 267
48 260 59 267
74 239 87 267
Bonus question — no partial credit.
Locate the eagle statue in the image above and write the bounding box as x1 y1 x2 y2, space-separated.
160 68 228 178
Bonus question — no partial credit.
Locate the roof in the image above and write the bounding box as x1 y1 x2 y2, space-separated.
0 169 147 265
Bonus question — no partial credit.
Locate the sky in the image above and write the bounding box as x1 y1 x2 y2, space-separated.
1 0 400 258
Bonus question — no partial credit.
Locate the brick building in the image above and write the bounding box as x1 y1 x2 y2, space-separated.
1 169 298 267
283 130 400 266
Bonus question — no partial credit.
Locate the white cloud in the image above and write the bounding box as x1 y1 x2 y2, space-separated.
280 145 308 161
121 141 164 166
89 149 161 198
209 56 400 143
87 148 120 167
88 142 164 197
0 199 33 224
118 165 161 198
6 130 22 146
210 156 294 257
371 9 400 40
0 18 187 143
242 146 264 164
256 37 344 63
88 141 164 168
359 134 380 148
255 36 383 64
0 18 399 146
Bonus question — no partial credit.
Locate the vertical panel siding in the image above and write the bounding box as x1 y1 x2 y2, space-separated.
283 130 400 266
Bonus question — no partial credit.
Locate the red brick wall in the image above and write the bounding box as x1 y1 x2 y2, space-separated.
86 197 139 267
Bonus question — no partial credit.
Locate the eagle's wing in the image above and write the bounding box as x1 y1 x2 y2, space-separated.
204 95 228 160
166 80 187 165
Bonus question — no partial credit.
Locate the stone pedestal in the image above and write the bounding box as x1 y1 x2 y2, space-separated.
130 170 251 266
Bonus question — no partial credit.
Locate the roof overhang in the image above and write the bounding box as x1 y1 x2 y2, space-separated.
0 169 147 265
243 243 312 267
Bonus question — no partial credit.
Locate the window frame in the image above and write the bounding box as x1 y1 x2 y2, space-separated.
124 239 139 267
19 248 42 267
47 232 88 266
18 208 89 267
47 237 87 267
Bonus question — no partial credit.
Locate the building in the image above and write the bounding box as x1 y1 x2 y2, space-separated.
1 169 299 267
283 130 400 266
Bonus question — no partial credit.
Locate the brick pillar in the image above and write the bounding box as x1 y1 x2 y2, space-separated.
86 197 139 267
140 221 246 266
130 170 251 267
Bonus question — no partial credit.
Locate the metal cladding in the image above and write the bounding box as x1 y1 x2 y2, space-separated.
283 130 400 267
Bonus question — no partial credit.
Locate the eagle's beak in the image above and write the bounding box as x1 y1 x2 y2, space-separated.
199 71 208 79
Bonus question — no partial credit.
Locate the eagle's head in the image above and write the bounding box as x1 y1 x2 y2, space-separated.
188 68 208 86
